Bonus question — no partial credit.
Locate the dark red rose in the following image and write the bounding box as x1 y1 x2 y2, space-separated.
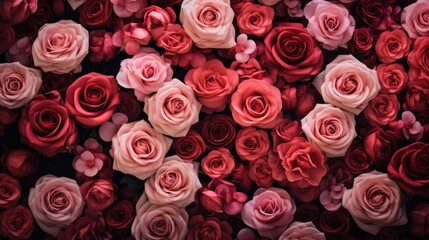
89 30 118 63
200 114 236 150
388 142 429 198
376 228 400 240
271 118 303 149
318 209 351 239
232 163 252 191
230 0 253 15
79 0 113 28
0 107 19 125
187 215 233 240
173 129 206 162
58 214 112 240
364 93 400 127
80 179 117 211
248 157 273 188
281 84 316 118
294 203 321 222
41 72 74 97
106 200 135 230
344 140 373 175
0 205 34 239
289 185 321 203
2 149 39 178
348 28 374 56
0 174 21 209
404 87 428 113
0 23 15 54
356 0 396 30
410 202 429 238
364 127 398 171
150 0 182 7
117 91 141 122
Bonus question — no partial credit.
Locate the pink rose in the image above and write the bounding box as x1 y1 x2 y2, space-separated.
235 127 270 161
180 0 236 48
248 158 273 188
376 63 408 94
142 5 176 34
342 171 408 235
301 104 357 157
237 3 275 37
375 29 411 64
0 62 42 109
32 20 89 74
313 55 380 115
0 0 37 24
144 79 202 137
145 155 202 207
304 0 355 50
279 221 326 240
112 120 172 180
401 0 429 39
230 79 282 129
109 0 147 18
201 148 235 179
28 175 84 236
89 30 118 63
153 24 193 55
242 187 296 239
116 48 173 101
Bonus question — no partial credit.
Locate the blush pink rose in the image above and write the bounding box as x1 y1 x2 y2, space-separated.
0 0 37 24
201 148 235 179
112 120 172 180
144 79 202 137
375 29 411 64
342 171 408 235
144 155 202 207
376 63 408 94
0 62 42 109
180 0 236 49
230 79 282 129
304 0 355 50
235 127 270 161
279 221 326 240
28 175 84 236
313 55 380 115
401 0 429 39
237 3 275 37
32 20 89 74
116 48 173 101
301 104 357 157
242 187 296 239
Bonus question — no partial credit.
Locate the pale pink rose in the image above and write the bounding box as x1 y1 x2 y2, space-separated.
32 20 89 74
401 0 429 39
304 0 355 50
301 104 356 157
28 175 84 236
180 0 236 49
144 79 202 137
279 221 326 240
0 62 42 109
132 193 188 240
111 120 173 180
145 155 202 207
241 187 296 239
313 55 380 115
258 0 281 6
342 171 408 235
109 0 147 18
116 48 173 101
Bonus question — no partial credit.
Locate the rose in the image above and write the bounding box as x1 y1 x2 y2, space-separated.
364 127 398 171
230 79 282 129
144 79 202 137
32 20 89 74
154 24 193 55
142 6 176 33
58 214 112 240
264 23 323 83
318 209 350 238
405 86 428 113
410 202 429 238
237 3 275 37
401 0 429 39
231 0 253 14
28 175 84 236
388 142 429 198
348 28 374 56
304 0 355 50
342 171 408 235
281 84 316 118
279 221 325 240
185 59 239 113
301 104 357 157
0 24 15 54
248 157 273 188
0 174 21 209
201 148 235 179
112 120 172 180
0 205 34 239
344 140 373 175
106 200 135 230
169 47 207 69
200 114 236 149
187 215 233 240
80 179 117 211
0 62 43 109
19 91 78 157
376 63 408 94
112 22 151 56
0 0 37 24
363 94 400 127
172 130 206 162
131 194 188 240
116 48 173 101
230 58 275 84
41 73 74 97
271 118 303 149
269 137 327 187
375 29 411 64
355 0 393 30
294 203 320 222
117 91 141 122
89 30 117 63
180 0 236 49
79 0 113 28
2 148 39 178
235 127 270 161
407 37 429 81
109 0 147 18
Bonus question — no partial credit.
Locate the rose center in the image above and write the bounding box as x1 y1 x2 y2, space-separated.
5 76 23 93
150 216 169 236
133 138 151 154
199 7 220 26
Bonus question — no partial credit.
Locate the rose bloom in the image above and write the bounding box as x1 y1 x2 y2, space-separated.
18 91 78 157
89 30 117 63
173 130 206 162
319 209 350 238
407 37 429 81
0 174 21 209
144 79 202 137
375 29 411 64
79 0 113 28
0 24 15 54
304 0 355 50
279 221 325 240
187 215 233 240
248 157 273 188
242 187 296 239
41 72 74 97
142 5 176 33
364 127 398 171
201 148 235 179
145 155 202 207
116 48 173 101
57 214 112 240
363 93 400 127
0 205 34 239
237 3 274 37
132 194 188 240
154 24 193 55
281 84 316 118
230 79 282 129
355 0 398 31
200 114 236 150
117 91 141 122
402 0 429 39
313 55 380 115
410 202 429 238
112 120 172 180
348 28 374 56
301 104 357 157
180 0 236 49
376 63 408 94
2 148 39 178
0 62 42 109
236 127 270 161
388 142 429 198
32 20 89 74
342 171 407 235
230 58 275 84
344 140 373 175
185 59 239 113
258 0 280 5
0 0 37 24
294 203 320 223
264 23 323 83
28 175 84 236
105 200 135 230
80 179 117 211
271 118 303 149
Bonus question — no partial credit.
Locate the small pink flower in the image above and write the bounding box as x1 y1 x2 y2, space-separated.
110 0 147 18
73 138 106 177
112 22 151 56
401 111 424 141
234 34 256 63
319 174 346 211
6 37 32 66
99 112 129 142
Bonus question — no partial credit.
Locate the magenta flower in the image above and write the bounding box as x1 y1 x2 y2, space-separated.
234 34 256 63
402 111 424 141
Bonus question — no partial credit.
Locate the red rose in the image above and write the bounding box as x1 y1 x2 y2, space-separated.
264 23 323 83
58 214 112 240
356 0 395 30
200 114 236 149
405 86 428 113
0 205 34 239
237 2 274 37
230 58 275 84
271 118 303 150
348 28 374 56
0 107 19 125
363 93 400 127
142 5 176 34
294 203 321 222
117 91 141 122
12 3 53 38
19 91 78 157
388 142 429 198
281 84 316 118
230 0 253 15
201 148 235 179
154 24 193 55
187 215 233 240
0 174 21 209
318 209 351 238
173 129 206 162
344 140 373 175
0 23 15 54
80 179 117 211
89 30 118 63
410 202 429 238
2 149 39 178
235 127 270 161
376 63 408 94
106 200 135 230
375 29 411 63
65 72 120 128
408 37 429 81
79 0 113 28
364 127 398 171
41 72 74 97
248 157 273 188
